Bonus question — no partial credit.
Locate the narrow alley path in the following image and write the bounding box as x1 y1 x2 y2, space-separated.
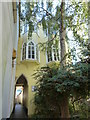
10 104 28 118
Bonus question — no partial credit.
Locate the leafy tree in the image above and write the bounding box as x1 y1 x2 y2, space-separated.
33 62 89 118
20 0 89 118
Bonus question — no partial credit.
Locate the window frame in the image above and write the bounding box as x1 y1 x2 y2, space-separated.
21 41 40 62
46 44 60 63
27 41 36 60
22 42 26 61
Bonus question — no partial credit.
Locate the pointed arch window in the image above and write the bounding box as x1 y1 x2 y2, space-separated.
22 43 26 60
28 41 35 59
46 45 60 63
22 41 40 62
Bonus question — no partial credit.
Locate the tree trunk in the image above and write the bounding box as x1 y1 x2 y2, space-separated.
60 0 66 66
60 95 70 118
59 0 70 118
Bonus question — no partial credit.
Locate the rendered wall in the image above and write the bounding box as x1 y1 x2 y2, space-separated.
2 2 17 118
23 84 28 109
15 27 48 116
0 2 2 119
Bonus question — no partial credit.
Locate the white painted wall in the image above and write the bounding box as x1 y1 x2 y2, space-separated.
0 2 2 119
2 2 18 118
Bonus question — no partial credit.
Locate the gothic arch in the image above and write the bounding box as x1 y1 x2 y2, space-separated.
14 74 28 115
15 74 28 86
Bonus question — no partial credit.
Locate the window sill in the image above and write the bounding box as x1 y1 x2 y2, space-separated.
20 59 40 64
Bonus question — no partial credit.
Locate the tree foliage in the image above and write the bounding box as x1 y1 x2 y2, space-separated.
32 62 89 118
20 1 89 62
19 0 89 118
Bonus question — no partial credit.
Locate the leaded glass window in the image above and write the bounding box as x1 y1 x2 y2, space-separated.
22 43 26 60
22 41 39 62
28 42 35 59
47 45 60 63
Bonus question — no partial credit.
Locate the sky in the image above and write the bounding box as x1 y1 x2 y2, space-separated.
15 86 23 97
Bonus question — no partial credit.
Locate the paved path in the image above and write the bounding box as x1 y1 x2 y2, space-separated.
10 104 28 118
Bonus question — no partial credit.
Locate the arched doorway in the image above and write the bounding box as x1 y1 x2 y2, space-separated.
14 74 28 114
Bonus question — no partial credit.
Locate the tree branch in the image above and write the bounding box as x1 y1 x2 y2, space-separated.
55 2 82 21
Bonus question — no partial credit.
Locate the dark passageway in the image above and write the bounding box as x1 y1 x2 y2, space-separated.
10 104 28 118
10 74 28 119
